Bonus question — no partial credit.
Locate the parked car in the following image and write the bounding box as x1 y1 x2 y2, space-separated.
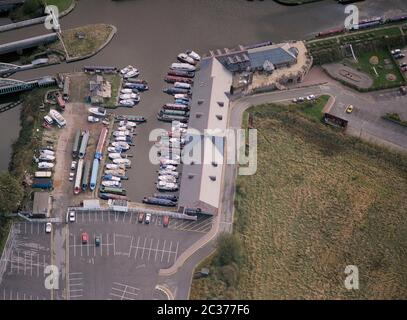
69 211 76 222
163 215 169 228
391 49 401 55
346 104 354 114
45 222 52 233
71 161 77 170
145 213 151 224
297 97 305 102
95 236 100 247
81 232 88 244
138 212 144 223
306 94 316 101
69 172 74 181
394 53 405 60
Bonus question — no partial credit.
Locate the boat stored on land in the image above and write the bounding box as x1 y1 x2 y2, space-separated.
101 180 121 187
177 53 197 65
111 142 130 150
170 63 196 71
142 197 177 207
168 70 195 78
89 107 107 117
106 163 126 170
114 115 146 123
100 186 126 195
156 181 178 191
174 82 191 89
113 158 131 166
163 103 190 111
157 113 189 123
174 99 189 105
153 193 178 201
164 75 194 84
90 158 99 191
105 169 126 176
186 50 201 61
49 109 66 127
38 162 54 169
74 159 84 195
95 127 108 160
160 109 189 117
35 171 52 178
81 161 91 191
99 193 128 200
124 83 149 91
72 129 81 158
125 78 148 85
78 130 90 159
163 87 191 95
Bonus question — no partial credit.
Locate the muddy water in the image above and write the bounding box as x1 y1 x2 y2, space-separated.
0 0 405 199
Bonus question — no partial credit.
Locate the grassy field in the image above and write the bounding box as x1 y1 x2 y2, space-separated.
346 50 405 90
191 102 407 299
46 0 73 12
61 24 114 59
103 74 122 108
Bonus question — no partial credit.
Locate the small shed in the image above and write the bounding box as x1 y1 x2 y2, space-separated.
32 192 50 218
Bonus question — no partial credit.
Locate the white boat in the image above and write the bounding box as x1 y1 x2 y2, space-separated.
186 50 201 61
119 120 137 128
113 158 131 166
159 164 177 171
174 82 191 89
160 159 179 166
158 175 177 183
113 130 130 137
89 107 106 117
88 116 100 123
106 163 125 170
108 146 123 153
117 126 133 131
158 170 179 177
112 142 130 150
108 153 123 159
124 69 140 78
40 149 55 156
160 154 181 161
120 65 134 75
170 63 196 72
171 121 188 128
177 53 196 65
105 169 126 175
38 162 54 169
119 99 136 107
49 109 66 127
120 88 133 94
39 154 55 161
115 136 130 142
104 175 121 182
119 93 138 100
101 180 121 187
174 93 189 100
156 181 178 191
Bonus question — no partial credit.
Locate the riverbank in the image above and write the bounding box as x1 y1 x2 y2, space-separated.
8 0 74 22
191 101 407 299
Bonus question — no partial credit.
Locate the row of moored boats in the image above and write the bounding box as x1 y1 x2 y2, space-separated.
119 66 149 107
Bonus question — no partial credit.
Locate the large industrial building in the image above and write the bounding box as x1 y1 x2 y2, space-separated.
178 57 233 216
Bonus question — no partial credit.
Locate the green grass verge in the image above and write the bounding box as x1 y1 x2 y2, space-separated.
191 103 407 299
103 74 121 108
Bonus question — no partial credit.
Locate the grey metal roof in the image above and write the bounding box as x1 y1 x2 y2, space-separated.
178 57 232 214
32 192 49 216
248 44 297 69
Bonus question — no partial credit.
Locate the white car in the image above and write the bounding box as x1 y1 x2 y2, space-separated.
45 222 52 233
69 172 74 181
306 94 316 101
145 213 152 224
71 161 77 170
69 211 76 222
391 49 401 55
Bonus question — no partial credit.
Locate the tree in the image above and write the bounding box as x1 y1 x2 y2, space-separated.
0 172 23 216
215 233 244 266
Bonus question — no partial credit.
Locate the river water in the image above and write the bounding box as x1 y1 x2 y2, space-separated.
0 0 405 200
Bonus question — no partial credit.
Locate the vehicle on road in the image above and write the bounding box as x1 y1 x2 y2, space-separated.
138 212 145 223
69 211 76 222
346 104 354 114
45 222 52 233
145 213 152 224
81 232 88 244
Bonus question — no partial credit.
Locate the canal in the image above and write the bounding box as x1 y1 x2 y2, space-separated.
0 0 405 201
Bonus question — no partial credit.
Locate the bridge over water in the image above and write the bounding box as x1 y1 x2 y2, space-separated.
0 76 56 97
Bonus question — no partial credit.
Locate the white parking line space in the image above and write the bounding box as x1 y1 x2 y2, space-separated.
6 249 48 277
69 272 84 299
0 288 46 301
69 234 113 258
110 282 140 300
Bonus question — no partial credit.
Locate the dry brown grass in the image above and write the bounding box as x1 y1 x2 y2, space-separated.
191 104 407 299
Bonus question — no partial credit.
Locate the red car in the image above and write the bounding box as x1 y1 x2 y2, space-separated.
81 232 88 244
138 212 145 223
163 215 169 228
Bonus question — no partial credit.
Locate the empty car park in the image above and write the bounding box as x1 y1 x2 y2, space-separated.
0 222 55 300
66 210 212 299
